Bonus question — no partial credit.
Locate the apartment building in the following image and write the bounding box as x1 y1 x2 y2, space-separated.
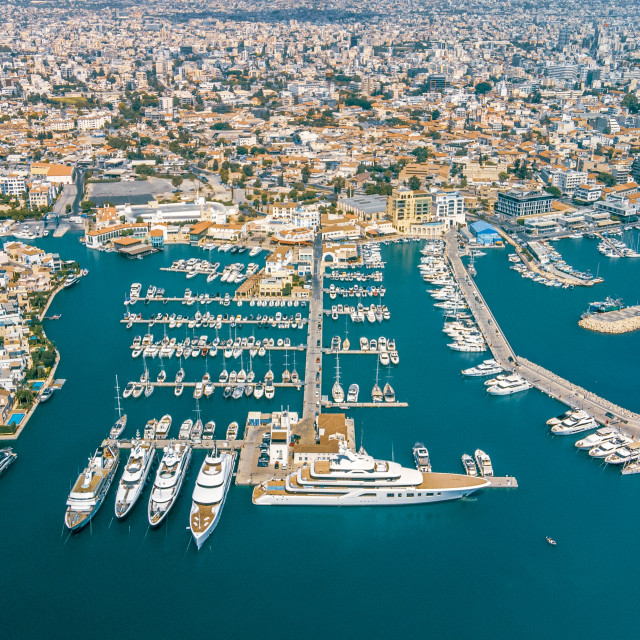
495 189 555 218
386 187 431 233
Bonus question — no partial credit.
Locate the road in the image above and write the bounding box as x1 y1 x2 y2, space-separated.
302 232 324 422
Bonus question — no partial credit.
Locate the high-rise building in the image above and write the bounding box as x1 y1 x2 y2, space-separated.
557 26 570 49
386 187 431 233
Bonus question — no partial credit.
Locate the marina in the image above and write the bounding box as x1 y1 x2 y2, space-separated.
3 230 640 639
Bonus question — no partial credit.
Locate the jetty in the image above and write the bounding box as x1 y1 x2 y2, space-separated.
302 233 324 421
445 231 640 437
579 306 640 334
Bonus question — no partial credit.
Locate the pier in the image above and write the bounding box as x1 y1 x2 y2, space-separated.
104 438 244 451
321 401 408 408
445 232 640 437
122 317 308 327
302 233 324 421
136 381 305 389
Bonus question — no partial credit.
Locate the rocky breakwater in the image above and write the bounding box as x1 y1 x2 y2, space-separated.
579 305 640 334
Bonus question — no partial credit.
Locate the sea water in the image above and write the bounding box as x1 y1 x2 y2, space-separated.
1 233 639 639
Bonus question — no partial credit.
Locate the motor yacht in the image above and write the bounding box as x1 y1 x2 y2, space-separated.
252 442 489 506
148 442 192 526
474 450 493 477
190 448 237 549
412 443 431 472
461 454 477 476
347 384 359 403
575 427 618 450
550 411 597 435
65 445 120 531
114 435 155 519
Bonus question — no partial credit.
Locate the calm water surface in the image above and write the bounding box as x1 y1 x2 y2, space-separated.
1 233 639 639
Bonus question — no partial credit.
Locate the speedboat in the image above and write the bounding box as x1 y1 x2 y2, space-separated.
347 384 359 403
190 448 237 549
114 435 156 519
148 442 192 527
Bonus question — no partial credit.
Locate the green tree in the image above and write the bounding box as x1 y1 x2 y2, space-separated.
301 166 310 184
544 185 562 197
408 176 421 190
171 176 183 189
622 93 640 114
431 109 440 120
597 172 616 188
475 82 493 96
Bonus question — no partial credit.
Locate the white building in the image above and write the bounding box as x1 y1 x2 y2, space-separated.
431 189 465 227
0 175 27 196
268 410 297 467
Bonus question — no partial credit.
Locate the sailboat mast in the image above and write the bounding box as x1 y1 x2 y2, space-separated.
115 375 122 418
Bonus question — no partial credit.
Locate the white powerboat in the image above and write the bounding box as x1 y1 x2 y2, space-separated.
148 442 192 526
114 435 156 519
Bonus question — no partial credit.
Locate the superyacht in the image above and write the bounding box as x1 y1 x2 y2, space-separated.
114 434 156 518
148 441 192 527
65 445 120 531
189 448 237 549
253 443 488 506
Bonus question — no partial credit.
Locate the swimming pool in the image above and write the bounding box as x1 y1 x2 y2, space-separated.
7 413 25 426
31 381 44 390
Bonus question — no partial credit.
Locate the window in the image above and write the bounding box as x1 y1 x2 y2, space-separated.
387 493 394 497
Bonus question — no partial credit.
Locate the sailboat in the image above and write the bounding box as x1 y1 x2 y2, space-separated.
237 352 247 383
265 350 274 382
291 351 300 385
109 376 127 438
156 357 166 383
282 349 291 383
219 354 229 383
342 316 350 351
372 359 383 403
332 353 344 403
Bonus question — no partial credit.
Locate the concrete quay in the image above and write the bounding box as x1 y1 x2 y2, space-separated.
445 232 640 438
103 438 243 451
302 232 324 422
322 401 408 409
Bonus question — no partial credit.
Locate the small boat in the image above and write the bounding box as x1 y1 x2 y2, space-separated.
461 454 477 476
226 421 239 440
412 443 431 472
0 447 17 476
546 537 557 546
474 449 493 477
383 382 395 403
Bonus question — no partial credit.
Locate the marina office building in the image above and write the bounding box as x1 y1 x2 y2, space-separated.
495 189 555 218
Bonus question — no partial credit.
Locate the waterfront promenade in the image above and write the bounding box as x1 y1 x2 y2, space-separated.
445 232 640 437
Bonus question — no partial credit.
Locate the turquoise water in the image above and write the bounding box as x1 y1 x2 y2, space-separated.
1 233 639 639
7 413 24 425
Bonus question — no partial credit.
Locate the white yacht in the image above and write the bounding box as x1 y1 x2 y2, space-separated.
474 449 493 477
156 414 172 438
575 427 618 450
148 442 192 527
605 442 640 465
65 445 120 531
347 384 359 403
226 422 239 439
461 359 502 377
114 435 156 519
550 411 597 435
412 443 431 472
588 436 633 459
547 408 582 427
486 375 531 395
189 449 237 549
253 443 489 506
461 454 477 476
